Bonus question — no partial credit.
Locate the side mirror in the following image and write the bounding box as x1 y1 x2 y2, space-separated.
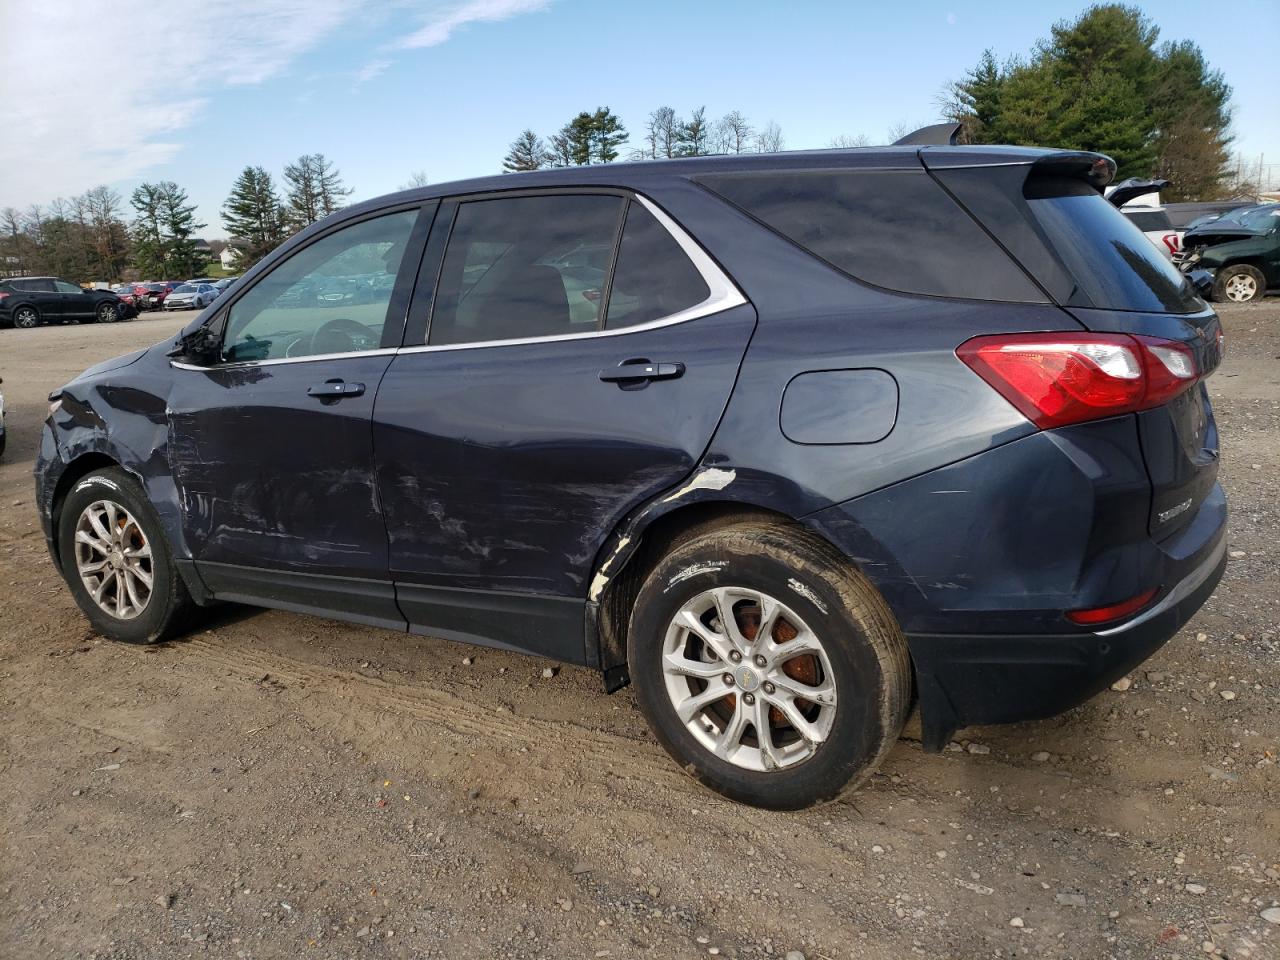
168 317 224 366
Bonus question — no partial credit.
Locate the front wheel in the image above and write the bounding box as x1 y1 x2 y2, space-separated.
97 302 120 323
57 468 195 643
628 521 911 809
1212 264 1266 303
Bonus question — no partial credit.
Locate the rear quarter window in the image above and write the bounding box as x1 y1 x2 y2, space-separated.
695 169 1046 303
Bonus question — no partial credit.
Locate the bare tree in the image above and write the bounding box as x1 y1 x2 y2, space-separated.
754 120 785 153
642 106 681 159
829 133 872 148
713 111 754 154
399 170 430 190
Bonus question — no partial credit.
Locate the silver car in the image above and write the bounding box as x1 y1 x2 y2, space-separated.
163 283 218 311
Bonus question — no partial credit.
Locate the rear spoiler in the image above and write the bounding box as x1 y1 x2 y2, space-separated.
892 122 963 146
1029 152 1117 190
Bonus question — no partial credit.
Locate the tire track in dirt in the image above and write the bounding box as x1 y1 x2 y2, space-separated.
177 635 681 783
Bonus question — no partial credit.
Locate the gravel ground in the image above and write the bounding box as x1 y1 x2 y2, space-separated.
1 304 1277 960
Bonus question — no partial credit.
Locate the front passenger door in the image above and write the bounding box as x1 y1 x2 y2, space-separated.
165 204 432 627
54 279 94 320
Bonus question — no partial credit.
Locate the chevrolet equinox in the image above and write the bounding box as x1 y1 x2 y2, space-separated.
36 142 1226 809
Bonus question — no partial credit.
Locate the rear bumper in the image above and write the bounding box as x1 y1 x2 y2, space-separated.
907 531 1226 749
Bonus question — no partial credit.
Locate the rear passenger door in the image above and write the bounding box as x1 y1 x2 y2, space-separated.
372 190 756 661
17 279 60 320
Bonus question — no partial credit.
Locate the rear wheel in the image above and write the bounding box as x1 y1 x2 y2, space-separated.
13 305 39 329
628 521 911 809
1212 264 1266 303
57 468 195 643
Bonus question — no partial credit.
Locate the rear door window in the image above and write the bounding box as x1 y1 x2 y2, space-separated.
696 169 1046 302
605 201 710 329
1025 178 1201 313
428 194 624 346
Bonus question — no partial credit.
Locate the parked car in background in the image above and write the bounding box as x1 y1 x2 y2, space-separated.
163 283 220 311
36 142 1226 809
212 277 239 297
0 277 132 327
137 281 183 311
1179 204 1280 302
111 284 146 310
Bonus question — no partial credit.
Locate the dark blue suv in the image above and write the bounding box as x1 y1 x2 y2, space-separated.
35 144 1226 809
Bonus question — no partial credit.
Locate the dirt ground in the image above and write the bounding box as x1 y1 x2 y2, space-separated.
1 303 1277 960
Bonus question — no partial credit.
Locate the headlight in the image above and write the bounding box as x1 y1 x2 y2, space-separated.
48 398 62 419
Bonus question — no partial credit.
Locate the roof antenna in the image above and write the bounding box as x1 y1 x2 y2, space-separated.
892 122 964 146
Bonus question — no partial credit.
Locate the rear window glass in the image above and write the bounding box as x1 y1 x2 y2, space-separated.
1026 178 1201 313
605 202 709 329
1122 209 1173 232
696 169 1045 302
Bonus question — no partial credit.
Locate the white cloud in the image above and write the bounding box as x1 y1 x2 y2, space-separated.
355 58 394 86
396 0 551 49
0 0 357 210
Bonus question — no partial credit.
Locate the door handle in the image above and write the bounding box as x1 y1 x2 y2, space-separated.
598 360 685 383
307 379 365 398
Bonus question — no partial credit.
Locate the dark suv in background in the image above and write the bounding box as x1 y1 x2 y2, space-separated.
36 141 1225 808
0 277 132 328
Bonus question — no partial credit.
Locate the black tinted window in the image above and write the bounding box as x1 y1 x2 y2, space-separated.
1123 209 1173 232
429 195 623 346
14 279 56 292
697 170 1045 302
605 202 709 329
1027 179 1201 314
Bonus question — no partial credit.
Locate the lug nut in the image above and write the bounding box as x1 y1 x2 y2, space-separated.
754 655 767 668
723 673 735 686
729 650 742 663
743 693 756 706
763 682 775 695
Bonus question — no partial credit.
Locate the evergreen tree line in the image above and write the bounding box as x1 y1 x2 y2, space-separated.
0 152 353 282
941 4 1239 201
502 106 787 172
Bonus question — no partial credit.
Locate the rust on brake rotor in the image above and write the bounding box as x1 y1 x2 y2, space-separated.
734 603 818 728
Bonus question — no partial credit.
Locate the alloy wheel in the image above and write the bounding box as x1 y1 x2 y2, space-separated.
1224 274 1258 302
14 307 38 328
661 586 837 772
98 303 118 323
73 499 153 620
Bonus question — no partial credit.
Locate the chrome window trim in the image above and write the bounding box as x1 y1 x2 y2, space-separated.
170 348 399 372
168 192 746 371
399 192 746 355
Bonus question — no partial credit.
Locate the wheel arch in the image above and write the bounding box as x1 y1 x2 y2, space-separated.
49 453 131 567
590 497 893 692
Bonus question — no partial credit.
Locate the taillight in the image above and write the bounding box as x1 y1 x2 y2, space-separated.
0 292 9 300
957 332 1199 429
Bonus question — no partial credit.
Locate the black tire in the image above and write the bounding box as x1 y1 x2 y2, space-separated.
96 302 119 324
628 520 911 809
57 467 195 644
13 305 39 329
1212 264 1266 303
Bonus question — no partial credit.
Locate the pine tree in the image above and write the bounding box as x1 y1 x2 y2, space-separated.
284 153 351 228
502 130 549 172
156 182 206 277
678 107 710 156
131 182 202 279
222 166 288 268
590 107 627 163
943 5 1233 189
